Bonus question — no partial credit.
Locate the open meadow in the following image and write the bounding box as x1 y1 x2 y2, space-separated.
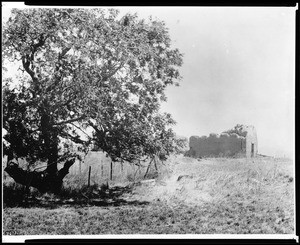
3 154 294 235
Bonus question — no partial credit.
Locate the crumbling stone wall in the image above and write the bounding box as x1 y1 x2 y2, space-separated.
188 133 246 158
186 125 257 158
244 125 258 158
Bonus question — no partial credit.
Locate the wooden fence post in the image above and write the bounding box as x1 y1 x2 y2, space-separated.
110 161 113 181
154 156 158 171
144 158 153 179
88 166 91 187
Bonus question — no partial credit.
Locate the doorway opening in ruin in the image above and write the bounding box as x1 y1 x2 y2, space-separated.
251 143 254 157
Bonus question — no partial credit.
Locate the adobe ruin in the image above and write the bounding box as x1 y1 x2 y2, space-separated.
186 125 258 158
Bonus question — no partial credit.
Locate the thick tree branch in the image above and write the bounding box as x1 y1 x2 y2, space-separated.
4 158 75 194
21 34 48 84
54 116 86 126
59 130 89 145
31 34 47 60
45 45 73 94
57 158 76 180
88 119 105 135
22 56 37 81
69 122 92 139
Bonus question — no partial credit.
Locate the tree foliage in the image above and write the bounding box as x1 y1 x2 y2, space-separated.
222 124 247 137
2 7 184 178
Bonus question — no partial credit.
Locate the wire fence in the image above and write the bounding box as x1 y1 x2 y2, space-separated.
67 151 159 186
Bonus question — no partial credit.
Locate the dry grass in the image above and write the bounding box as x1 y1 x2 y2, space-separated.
3 155 294 235
3 200 293 235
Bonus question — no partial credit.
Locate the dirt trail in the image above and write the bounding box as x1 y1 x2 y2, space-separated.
124 156 217 205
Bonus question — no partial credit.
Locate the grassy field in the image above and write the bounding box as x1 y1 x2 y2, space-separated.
3 155 294 235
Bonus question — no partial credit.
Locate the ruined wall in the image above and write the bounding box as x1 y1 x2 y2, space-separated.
188 133 246 158
245 126 258 158
187 125 258 158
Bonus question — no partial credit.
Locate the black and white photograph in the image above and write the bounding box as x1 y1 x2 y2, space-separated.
2 3 297 242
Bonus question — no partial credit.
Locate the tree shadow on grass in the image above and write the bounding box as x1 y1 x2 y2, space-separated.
3 184 150 209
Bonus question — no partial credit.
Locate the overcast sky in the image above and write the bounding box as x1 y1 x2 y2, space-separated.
119 7 295 158
2 4 296 158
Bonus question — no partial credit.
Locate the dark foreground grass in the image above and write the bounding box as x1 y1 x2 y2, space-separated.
3 197 293 235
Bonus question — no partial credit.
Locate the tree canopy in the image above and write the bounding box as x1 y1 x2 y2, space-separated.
2 7 185 180
222 124 247 137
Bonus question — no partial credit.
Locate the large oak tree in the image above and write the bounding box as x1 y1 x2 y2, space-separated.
2 8 184 193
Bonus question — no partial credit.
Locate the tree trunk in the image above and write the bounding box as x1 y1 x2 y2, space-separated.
4 158 76 194
41 112 58 175
5 103 75 194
